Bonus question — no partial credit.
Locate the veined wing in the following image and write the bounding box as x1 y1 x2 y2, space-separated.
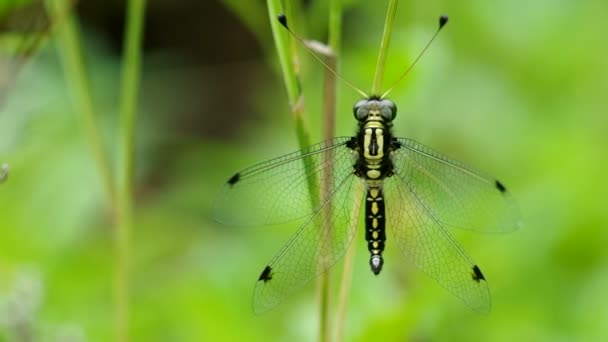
391 138 521 233
212 137 357 227
0 0 75 108
384 173 491 313
253 173 364 314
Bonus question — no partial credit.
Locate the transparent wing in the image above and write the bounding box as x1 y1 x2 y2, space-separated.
0 0 75 108
212 137 357 227
253 174 364 314
384 173 491 313
391 138 521 233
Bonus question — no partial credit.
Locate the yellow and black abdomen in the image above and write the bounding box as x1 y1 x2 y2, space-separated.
366 186 386 274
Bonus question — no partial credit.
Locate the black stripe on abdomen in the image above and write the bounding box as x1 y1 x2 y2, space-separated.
365 186 386 275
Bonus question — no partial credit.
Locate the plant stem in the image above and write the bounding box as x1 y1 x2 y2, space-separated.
372 0 399 95
335 196 360 342
116 0 146 341
267 0 298 103
49 0 115 206
317 0 342 340
328 0 342 56
267 1 333 340
267 0 320 212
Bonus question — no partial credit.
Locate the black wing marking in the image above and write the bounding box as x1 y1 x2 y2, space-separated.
391 138 521 233
212 137 357 227
252 174 364 314
384 173 491 313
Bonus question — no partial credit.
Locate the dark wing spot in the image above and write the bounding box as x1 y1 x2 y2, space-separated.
472 265 486 282
495 180 506 193
258 265 273 283
227 173 240 186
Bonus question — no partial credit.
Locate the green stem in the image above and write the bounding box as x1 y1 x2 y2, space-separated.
318 1 342 341
49 0 115 205
267 0 299 106
372 0 399 95
116 0 146 341
266 0 317 200
328 0 342 56
267 0 332 339
335 195 361 342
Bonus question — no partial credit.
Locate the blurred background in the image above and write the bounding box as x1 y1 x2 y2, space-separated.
1 0 607 341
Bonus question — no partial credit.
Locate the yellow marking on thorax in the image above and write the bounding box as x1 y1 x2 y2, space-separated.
362 122 385 162
375 129 384 156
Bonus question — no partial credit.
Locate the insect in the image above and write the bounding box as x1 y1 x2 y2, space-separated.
213 14 521 314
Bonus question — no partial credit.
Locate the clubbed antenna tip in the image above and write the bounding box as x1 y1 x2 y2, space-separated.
439 15 449 29
274 13 369 98
380 14 450 98
277 14 288 28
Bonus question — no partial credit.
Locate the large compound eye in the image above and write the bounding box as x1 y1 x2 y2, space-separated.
353 99 368 121
380 99 397 120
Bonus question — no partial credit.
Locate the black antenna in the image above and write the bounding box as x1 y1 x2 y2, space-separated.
277 14 369 98
380 15 448 99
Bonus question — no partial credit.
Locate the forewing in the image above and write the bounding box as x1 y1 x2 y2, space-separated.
212 137 357 227
391 138 521 233
253 174 364 314
384 173 491 313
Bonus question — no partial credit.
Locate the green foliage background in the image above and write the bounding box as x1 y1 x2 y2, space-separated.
1 0 607 340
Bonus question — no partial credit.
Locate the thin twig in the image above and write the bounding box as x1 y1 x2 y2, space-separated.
372 0 399 95
49 0 115 206
116 0 147 341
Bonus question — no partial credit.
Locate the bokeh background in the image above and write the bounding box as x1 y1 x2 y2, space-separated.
1 0 607 341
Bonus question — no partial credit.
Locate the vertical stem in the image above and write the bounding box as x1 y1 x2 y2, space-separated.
318 1 342 341
116 0 146 341
372 0 399 95
49 0 115 206
318 41 336 342
267 0 329 339
328 0 341 56
267 0 320 217
267 0 299 104
335 188 362 342
266 0 313 154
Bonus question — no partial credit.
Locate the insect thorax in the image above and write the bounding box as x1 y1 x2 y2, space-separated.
351 118 396 181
